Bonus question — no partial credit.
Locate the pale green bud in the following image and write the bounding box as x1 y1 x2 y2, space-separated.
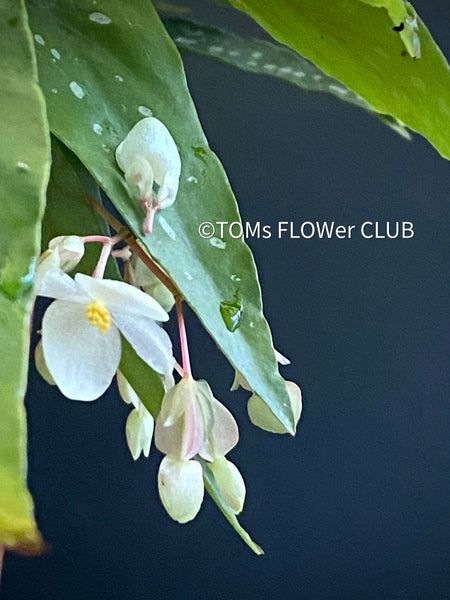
248 380 302 434
210 455 246 514
125 408 154 460
158 456 204 523
34 340 55 386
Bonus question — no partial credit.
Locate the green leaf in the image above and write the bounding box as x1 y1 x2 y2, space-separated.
44 138 118 278
200 459 264 555
228 0 450 158
163 16 410 139
119 337 165 419
358 0 421 58
26 0 295 432
0 0 51 551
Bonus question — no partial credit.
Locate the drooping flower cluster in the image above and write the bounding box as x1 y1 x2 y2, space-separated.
32 115 304 539
155 376 245 522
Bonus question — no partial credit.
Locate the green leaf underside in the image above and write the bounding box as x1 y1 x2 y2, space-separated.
27 0 295 432
228 0 450 158
163 16 410 138
0 0 50 551
200 459 264 555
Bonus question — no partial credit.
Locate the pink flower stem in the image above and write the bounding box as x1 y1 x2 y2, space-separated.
82 235 112 244
143 203 160 235
176 299 192 377
91 235 122 279
174 361 184 378
92 242 112 279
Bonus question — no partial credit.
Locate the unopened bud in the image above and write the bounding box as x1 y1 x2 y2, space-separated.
210 455 246 514
158 456 204 523
48 235 85 272
248 380 302 434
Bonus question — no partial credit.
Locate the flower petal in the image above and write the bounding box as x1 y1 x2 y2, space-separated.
37 268 86 302
75 273 169 322
158 456 204 523
154 413 184 458
158 376 196 426
157 170 180 210
42 300 121 400
209 398 239 457
124 155 154 201
112 311 174 375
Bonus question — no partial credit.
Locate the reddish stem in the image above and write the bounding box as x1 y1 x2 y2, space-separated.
87 195 179 297
176 299 192 377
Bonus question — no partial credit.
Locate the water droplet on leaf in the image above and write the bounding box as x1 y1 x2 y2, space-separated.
192 146 207 164
220 292 243 332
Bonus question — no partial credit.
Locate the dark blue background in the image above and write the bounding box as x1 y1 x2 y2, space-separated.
4 1 450 598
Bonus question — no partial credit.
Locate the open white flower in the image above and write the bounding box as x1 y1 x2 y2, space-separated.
116 117 181 232
38 269 174 401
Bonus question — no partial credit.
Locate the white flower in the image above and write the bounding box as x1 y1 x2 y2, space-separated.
117 372 154 460
247 380 302 434
116 117 181 232
38 269 174 401
36 235 85 292
154 376 241 522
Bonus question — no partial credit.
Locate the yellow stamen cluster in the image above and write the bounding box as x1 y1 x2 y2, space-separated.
86 301 111 333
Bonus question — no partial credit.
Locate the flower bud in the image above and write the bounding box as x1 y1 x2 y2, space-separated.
116 117 181 210
158 456 204 523
36 236 85 293
48 235 85 271
125 407 154 460
34 340 55 386
247 380 302 434
210 455 246 514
